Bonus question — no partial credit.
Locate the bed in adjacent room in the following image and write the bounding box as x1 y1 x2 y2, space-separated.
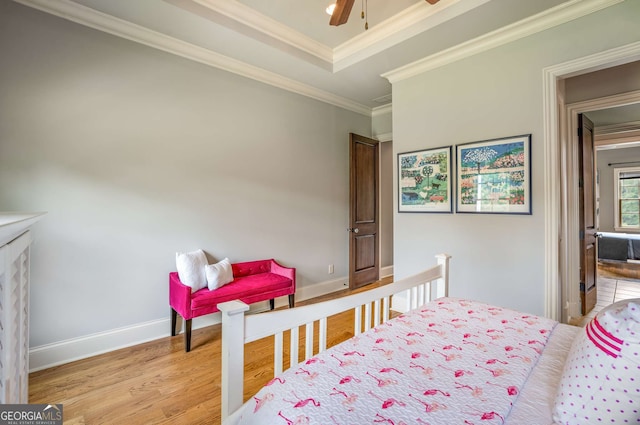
597 231 640 262
218 255 640 424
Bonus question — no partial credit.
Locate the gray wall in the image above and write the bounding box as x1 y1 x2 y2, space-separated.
374 110 394 269
0 2 371 347
393 1 640 316
380 141 394 268
596 146 640 232
565 61 640 104
373 110 393 138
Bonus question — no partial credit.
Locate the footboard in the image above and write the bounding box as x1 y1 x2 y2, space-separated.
218 254 451 422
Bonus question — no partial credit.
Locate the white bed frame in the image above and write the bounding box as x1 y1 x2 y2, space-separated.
218 254 450 422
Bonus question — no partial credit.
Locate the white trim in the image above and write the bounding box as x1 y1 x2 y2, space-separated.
12 0 372 117
29 318 170 372
16 0 620 118
596 132 640 146
542 66 561 322
372 103 393 117
595 120 640 146
0 212 45 246
564 90 640 321
383 0 623 83
296 276 349 301
375 133 393 142
596 120 640 136
380 265 394 278
190 0 333 64
333 0 490 72
183 0 490 73
542 41 640 323
28 276 349 371
569 90 640 113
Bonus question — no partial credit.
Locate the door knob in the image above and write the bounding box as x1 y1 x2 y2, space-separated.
347 227 360 233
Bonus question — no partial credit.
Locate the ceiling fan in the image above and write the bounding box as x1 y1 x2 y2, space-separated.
329 0 440 27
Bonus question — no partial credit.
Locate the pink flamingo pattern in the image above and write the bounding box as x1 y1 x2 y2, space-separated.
329 388 358 410
366 371 398 387
295 368 319 382
277 411 310 425
440 364 474 378
235 297 556 425
409 362 434 377
372 347 395 360
368 389 407 409
253 393 274 412
475 363 510 378
407 393 448 413
328 369 362 385
283 391 321 408
454 382 486 400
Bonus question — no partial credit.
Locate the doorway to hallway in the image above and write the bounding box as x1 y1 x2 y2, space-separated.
579 263 640 326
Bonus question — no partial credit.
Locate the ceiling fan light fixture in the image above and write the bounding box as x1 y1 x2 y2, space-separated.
326 3 336 16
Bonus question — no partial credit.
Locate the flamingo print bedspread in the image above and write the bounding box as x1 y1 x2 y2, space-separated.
235 297 557 425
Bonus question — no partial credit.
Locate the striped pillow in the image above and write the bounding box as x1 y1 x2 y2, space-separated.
553 298 640 424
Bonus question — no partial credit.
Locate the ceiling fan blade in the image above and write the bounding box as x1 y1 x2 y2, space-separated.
330 0 355 26
425 0 440 4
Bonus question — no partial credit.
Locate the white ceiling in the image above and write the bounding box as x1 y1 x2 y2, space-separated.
14 0 602 112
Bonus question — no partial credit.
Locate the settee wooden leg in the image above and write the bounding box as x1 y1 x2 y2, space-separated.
171 309 178 336
269 299 275 310
288 294 295 308
185 319 192 352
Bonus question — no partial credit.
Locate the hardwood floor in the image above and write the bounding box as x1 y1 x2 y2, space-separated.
32 271 638 424
29 277 393 424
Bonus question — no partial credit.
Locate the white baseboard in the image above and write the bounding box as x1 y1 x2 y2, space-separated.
380 265 393 278
29 270 399 371
28 275 350 372
29 318 171 372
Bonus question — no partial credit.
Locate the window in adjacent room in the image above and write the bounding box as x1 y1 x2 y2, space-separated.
615 167 640 231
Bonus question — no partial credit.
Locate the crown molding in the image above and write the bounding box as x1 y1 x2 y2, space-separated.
382 0 624 83
595 132 640 147
333 0 490 72
595 120 640 136
190 0 333 64
375 132 393 142
595 120 640 146
13 0 372 116
190 0 489 73
371 103 393 117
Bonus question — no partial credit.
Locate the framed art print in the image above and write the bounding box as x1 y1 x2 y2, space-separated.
456 134 531 214
398 146 452 213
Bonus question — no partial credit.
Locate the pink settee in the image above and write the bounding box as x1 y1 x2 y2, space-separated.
170 259 295 351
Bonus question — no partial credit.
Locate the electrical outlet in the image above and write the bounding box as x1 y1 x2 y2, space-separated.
328 264 334 274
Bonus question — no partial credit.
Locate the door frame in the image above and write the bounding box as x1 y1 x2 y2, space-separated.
564 92 640 321
376 133 394 279
542 41 640 323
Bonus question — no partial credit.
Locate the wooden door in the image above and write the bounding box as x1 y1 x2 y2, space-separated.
349 133 379 289
579 114 597 315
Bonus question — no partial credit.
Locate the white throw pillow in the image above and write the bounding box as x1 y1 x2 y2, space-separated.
206 258 234 290
553 298 640 425
175 249 208 292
